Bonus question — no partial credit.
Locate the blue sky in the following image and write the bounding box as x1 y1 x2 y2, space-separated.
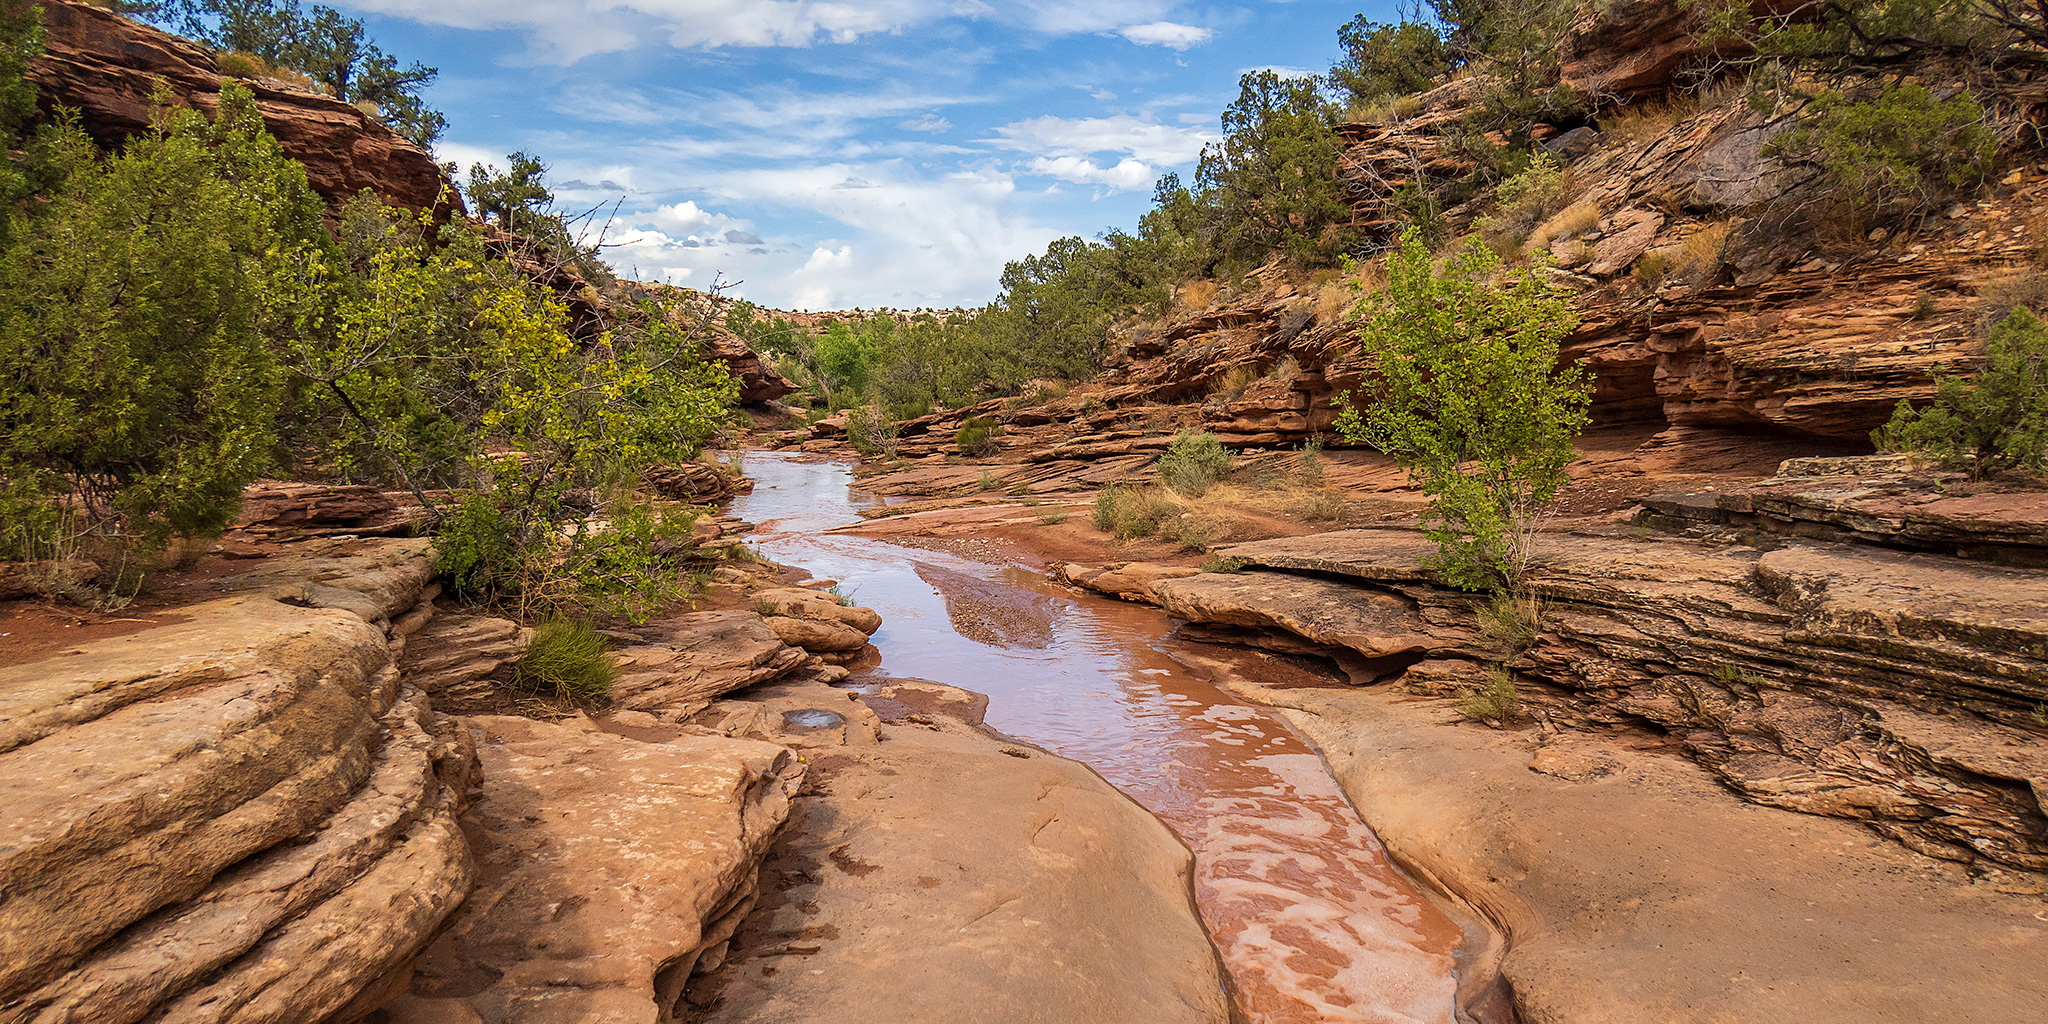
331 1 1381 310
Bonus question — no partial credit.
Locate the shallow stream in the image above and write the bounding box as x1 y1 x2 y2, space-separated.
730 452 1461 1024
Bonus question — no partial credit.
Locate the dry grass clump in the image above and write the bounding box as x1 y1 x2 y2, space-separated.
1635 220 1731 288
1211 363 1262 397
1177 279 1220 311
1977 268 2048 334
1529 198 1602 253
1602 95 1701 147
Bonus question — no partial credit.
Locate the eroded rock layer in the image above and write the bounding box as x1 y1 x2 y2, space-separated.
1142 527 2048 873
0 539 477 1024
28 1 451 213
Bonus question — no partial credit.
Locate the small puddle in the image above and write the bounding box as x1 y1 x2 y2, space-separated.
732 453 1461 1023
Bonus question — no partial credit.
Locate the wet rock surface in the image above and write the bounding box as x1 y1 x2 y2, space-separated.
686 677 1237 1024
1268 686 2048 1024
1169 527 2048 873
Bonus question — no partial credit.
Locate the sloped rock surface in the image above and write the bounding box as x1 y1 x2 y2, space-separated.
399 613 530 713
604 610 812 715
0 539 475 1024
688 678 1237 1024
28 1 452 213
1274 685 2048 1024
375 716 802 1024
1184 528 2048 871
1644 456 2048 564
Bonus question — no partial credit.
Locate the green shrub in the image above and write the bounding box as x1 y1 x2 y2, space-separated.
0 83 325 559
845 402 898 458
1764 83 1995 225
1295 435 1326 487
517 618 615 703
1458 666 1521 724
1477 590 1544 653
1874 307 2048 479
1202 554 1249 573
1156 430 1234 496
978 470 1002 491
1092 485 1178 539
955 415 1004 456
1335 229 1591 592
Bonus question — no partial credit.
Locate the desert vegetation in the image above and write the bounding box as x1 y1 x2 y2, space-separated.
0 10 739 620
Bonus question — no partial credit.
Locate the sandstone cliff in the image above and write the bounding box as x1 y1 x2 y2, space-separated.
27 0 452 214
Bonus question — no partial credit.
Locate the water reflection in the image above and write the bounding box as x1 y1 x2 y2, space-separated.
731 453 1459 1024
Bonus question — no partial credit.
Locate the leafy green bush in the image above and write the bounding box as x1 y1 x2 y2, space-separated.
1156 430 1234 496
1336 229 1591 591
1875 307 2048 479
956 415 1004 457
0 83 325 559
517 617 615 703
1764 83 1995 225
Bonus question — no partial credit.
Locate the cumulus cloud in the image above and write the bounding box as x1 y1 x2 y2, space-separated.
985 114 1217 166
1117 21 1211 49
1026 155 1154 191
603 161 1060 309
640 200 755 237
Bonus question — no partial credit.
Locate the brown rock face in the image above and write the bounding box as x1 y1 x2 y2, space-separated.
27 1 453 213
377 716 802 1024
0 538 477 1024
1186 528 2048 872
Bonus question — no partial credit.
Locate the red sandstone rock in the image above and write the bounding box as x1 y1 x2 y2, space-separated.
28 1 454 215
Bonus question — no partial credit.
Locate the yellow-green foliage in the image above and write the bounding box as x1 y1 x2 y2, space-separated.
1093 484 1178 539
518 618 615 702
1458 666 1521 723
1156 430 1234 496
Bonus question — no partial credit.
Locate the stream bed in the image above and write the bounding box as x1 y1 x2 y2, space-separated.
730 452 1462 1024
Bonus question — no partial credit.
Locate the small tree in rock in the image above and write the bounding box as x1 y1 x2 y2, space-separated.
1336 229 1590 591
1875 306 2048 479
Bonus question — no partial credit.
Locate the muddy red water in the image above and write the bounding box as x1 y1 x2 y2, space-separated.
733 453 1462 1023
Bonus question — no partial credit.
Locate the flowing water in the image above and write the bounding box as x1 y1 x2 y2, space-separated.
730 452 1462 1024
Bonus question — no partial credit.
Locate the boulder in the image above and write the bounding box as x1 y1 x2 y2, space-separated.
398 613 530 713
761 614 871 653
751 587 883 634
376 716 802 1024
606 611 811 714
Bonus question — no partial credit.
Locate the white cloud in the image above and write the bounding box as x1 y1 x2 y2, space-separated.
1117 21 1211 49
602 161 1060 309
641 199 752 236
340 0 1177 61
1026 155 1153 191
899 113 953 133
985 114 1217 165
